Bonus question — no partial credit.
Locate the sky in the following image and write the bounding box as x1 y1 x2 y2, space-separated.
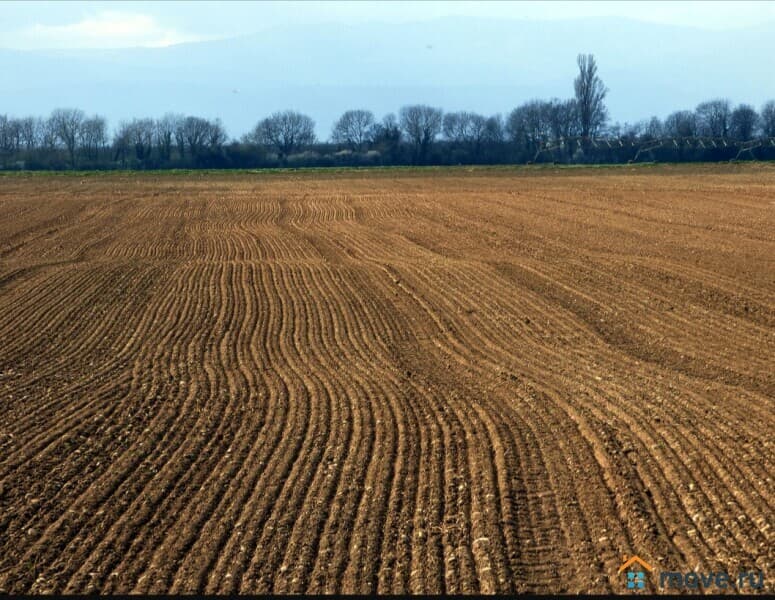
1 1 773 139
2 1 774 49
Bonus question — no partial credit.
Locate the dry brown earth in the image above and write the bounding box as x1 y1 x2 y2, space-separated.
0 164 773 594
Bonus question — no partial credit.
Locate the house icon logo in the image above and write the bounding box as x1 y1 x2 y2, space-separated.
618 555 654 590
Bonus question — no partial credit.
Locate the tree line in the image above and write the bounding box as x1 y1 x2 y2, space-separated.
2 54 775 170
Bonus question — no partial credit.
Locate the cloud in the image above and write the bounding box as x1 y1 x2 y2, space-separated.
7 11 210 49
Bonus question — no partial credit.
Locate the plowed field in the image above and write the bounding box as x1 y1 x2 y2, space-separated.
0 165 773 594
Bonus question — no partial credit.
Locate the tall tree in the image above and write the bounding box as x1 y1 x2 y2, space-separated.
206 118 228 150
185 118 229 166
0 116 18 154
546 99 579 142
483 115 505 143
507 100 552 150
79 115 107 161
643 116 664 140
174 117 187 158
332 109 374 151
759 100 775 137
18 117 41 150
443 111 489 161
695 99 731 137
112 121 132 166
574 54 608 138
370 113 402 162
156 113 183 161
664 110 697 137
399 104 442 164
130 118 155 161
729 104 758 140
251 111 315 158
49 108 85 168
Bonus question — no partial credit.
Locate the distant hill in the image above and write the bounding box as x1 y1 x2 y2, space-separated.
2 17 773 138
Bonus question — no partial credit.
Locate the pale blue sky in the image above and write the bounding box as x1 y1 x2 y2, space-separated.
2 0 773 137
2 1 774 49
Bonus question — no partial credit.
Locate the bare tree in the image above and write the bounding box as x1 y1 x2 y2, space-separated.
371 113 401 142
759 101 775 137
117 115 206 165
695 99 731 137
112 121 132 166
574 54 608 138
443 112 487 144
483 115 505 143
250 110 316 157
545 99 579 142
113 118 153 163
399 104 443 164
9 118 22 152
642 116 663 140
620 121 643 141
0 116 6 152
507 100 552 149
443 111 490 160
443 112 468 142
0 116 20 154
18 117 41 150
664 110 697 137
206 118 228 150
49 108 85 168
174 117 187 158
156 113 183 161
79 115 107 161
40 117 58 151
370 113 402 161
130 118 155 161
729 104 758 140
605 122 623 139
181 116 212 158
332 109 374 151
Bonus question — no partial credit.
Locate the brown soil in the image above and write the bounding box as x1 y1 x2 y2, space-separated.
0 164 772 594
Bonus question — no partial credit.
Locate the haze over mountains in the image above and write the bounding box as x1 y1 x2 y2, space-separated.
2 17 773 139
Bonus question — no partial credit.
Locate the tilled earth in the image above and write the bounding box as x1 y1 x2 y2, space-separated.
0 165 772 594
